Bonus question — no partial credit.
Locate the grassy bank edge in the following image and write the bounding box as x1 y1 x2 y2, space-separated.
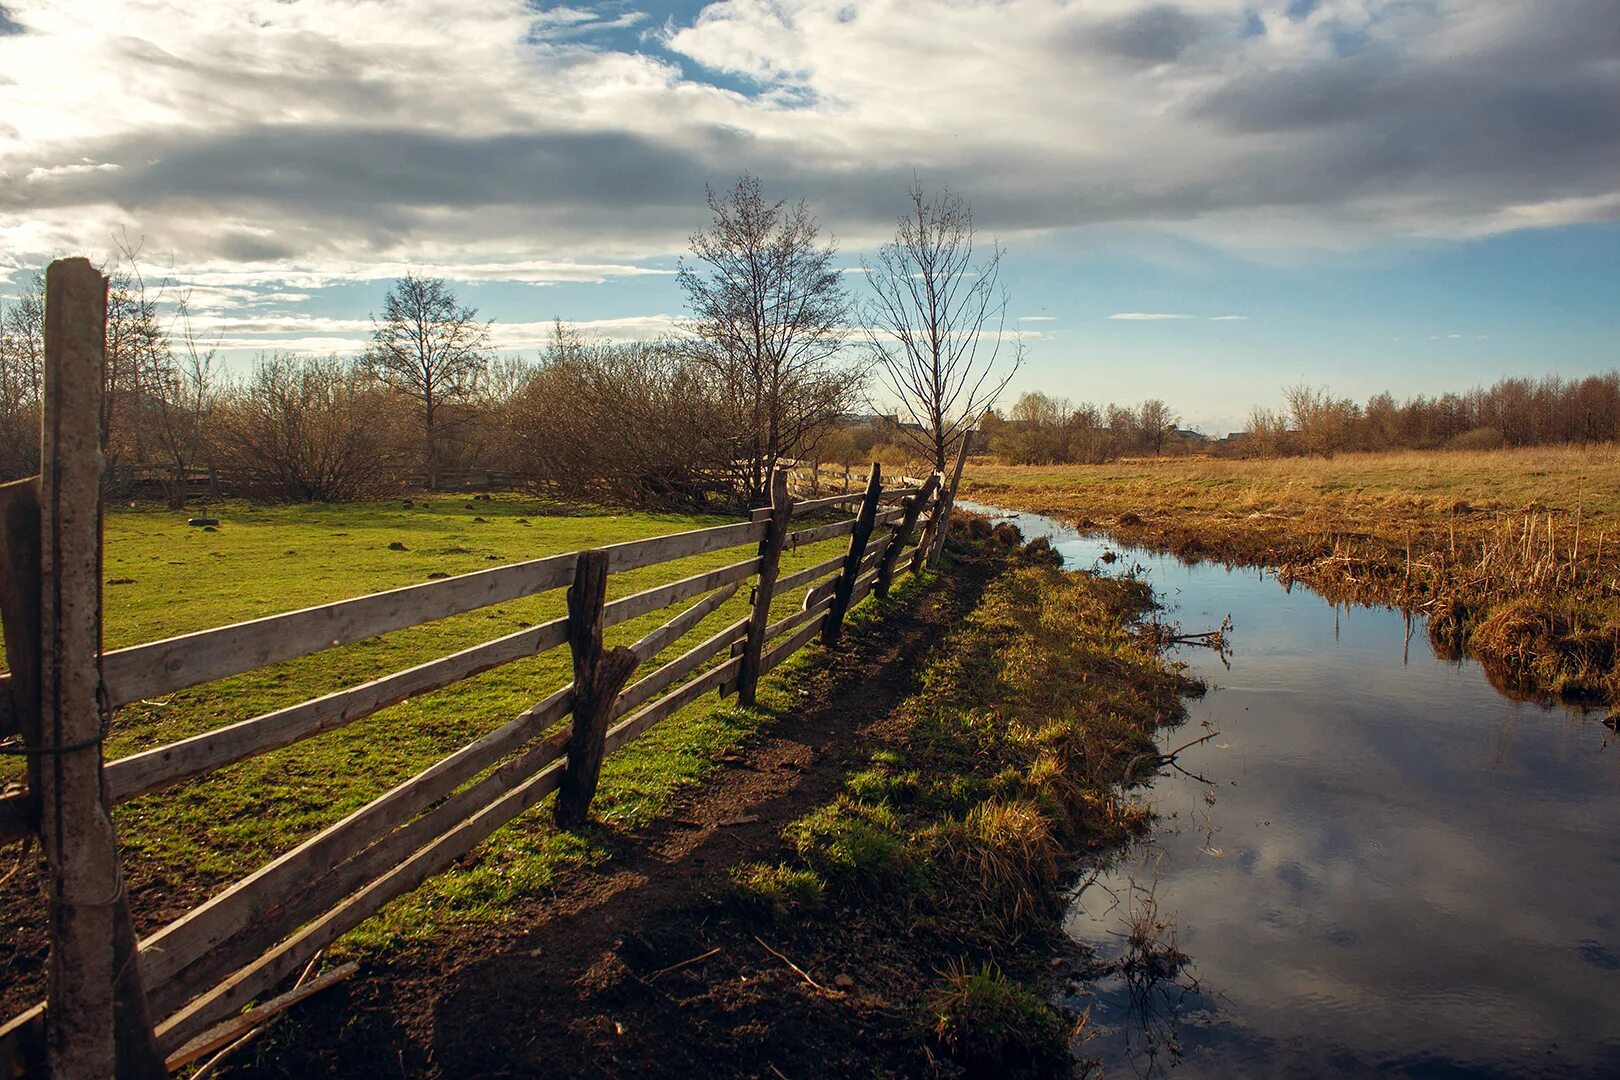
964 451 1620 705
726 522 1203 1075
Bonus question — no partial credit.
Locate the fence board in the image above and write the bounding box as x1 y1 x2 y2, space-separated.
96 552 578 710
604 656 741 753
152 724 574 1022
107 555 758 803
785 517 856 548
602 520 765 574
105 617 571 803
137 686 573 1005
764 593 833 644
153 753 575 1053
773 553 845 594
614 618 749 720
627 583 741 663
601 555 758 630
761 613 828 676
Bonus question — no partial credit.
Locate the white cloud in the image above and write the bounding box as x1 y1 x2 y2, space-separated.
0 0 1613 285
1211 314 1250 321
1017 315 1057 322
1109 312 1194 321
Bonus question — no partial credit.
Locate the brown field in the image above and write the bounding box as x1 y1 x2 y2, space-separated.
962 446 1620 704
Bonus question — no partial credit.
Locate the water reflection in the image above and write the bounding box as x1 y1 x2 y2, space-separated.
960 503 1620 1079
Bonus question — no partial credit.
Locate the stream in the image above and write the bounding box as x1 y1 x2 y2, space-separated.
959 501 1620 1079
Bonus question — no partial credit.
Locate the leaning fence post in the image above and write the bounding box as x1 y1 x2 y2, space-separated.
822 464 883 646
738 469 792 706
928 431 974 568
876 472 939 598
911 470 948 575
38 258 165 1078
554 549 640 830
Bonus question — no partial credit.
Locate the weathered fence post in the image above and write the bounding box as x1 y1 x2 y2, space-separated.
927 432 974 568
910 470 948 575
876 472 939 599
554 550 639 830
38 258 166 1078
738 469 792 706
822 464 883 646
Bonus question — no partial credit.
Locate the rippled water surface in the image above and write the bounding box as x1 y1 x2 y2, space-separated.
961 502 1620 1079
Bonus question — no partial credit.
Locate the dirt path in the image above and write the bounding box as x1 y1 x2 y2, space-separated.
232 558 1001 1079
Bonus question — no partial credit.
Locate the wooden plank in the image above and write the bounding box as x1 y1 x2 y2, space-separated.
761 612 828 676
163 962 357 1072
627 582 741 664
930 434 973 567
95 551 577 710
764 593 832 644
137 686 573 1008
0 1003 45 1079
613 618 748 721
148 719 574 1022
604 656 741 753
555 551 639 830
104 616 571 804
0 478 40 744
601 520 765 575
785 517 856 548
109 555 756 803
154 751 576 1055
0 478 41 843
773 552 845 595
90 518 762 712
602 555 758 630
790 492 865 517
823 464 883 646
912 470 948 574
738 470 792 706
877 474 939 598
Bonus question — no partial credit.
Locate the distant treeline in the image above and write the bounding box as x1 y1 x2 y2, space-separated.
972 374 1620 463
1242 376 1620 457
2 175 1031 508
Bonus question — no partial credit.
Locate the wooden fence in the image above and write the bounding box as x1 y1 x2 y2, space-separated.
0 259 970 1078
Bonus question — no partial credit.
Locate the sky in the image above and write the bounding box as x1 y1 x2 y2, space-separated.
0 0 1617 434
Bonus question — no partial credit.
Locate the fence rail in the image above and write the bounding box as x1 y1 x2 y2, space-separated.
0 259 971 1078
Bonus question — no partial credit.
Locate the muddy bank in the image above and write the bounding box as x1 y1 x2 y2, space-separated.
215 524 1196 1078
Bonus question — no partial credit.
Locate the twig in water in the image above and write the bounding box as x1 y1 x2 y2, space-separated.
753 935 840 996
649 946 722 981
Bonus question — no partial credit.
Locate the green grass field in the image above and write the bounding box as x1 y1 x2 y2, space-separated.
2 494 868 958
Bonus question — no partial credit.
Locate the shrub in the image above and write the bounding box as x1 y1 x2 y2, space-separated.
923 960 1072 1076
212 354 411 501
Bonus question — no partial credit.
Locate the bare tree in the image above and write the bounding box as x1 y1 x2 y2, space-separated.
677 174 861 506
1138 399 1179 456
143 295 220 507
863 180 1021 471
363 273 492 488
0 271 45 479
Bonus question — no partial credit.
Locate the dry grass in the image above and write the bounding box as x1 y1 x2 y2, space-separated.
963 447 1620 702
